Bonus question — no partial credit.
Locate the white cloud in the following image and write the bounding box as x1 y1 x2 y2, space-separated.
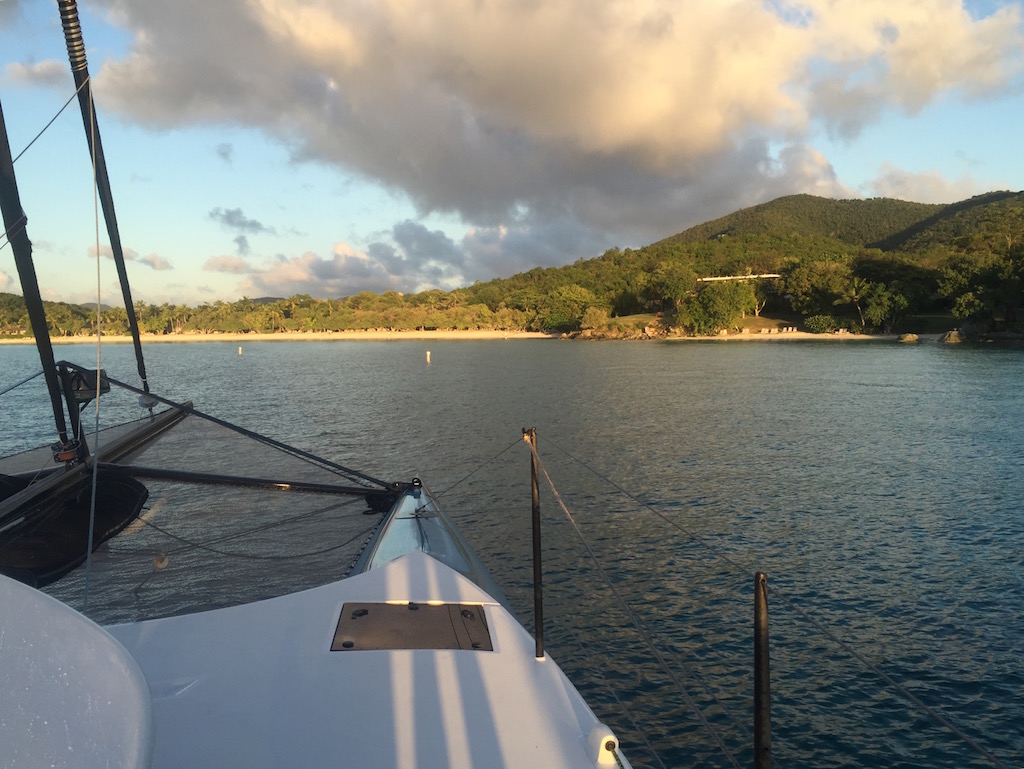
138 253 173 271
93 2 1019 194
57 0 1024 293
0 268 11 293
4 59 67 86
209 207 275 235
88 244 138 260
203 255 252 274
867 162 994 203
235 245 405 298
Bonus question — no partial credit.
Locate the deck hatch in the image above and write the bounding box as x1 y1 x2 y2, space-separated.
332 602 493 651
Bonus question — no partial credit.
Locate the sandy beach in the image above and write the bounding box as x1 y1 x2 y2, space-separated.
0 328 945 345
666 329 908 342
0 329 555 345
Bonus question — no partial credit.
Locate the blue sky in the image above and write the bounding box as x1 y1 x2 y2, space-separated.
1 0 1022 306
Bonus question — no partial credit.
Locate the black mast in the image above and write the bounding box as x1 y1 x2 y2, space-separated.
57 0 151 395
0 96 72 448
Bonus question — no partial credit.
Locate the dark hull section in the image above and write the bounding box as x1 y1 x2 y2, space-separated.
0 468 148 587
0 408 186 588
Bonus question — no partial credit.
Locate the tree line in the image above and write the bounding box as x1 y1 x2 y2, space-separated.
2 191 1022 339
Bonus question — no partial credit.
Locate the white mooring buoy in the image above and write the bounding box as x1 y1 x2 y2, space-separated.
426 351 431 363
238 346 242 356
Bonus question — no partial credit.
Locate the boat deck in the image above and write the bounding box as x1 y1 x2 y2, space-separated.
108 550 620 768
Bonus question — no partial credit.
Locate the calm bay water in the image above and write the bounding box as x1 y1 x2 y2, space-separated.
2 338 1023 769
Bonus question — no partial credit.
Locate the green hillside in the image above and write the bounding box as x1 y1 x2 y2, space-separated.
3 190 1023 339
656 193 944 248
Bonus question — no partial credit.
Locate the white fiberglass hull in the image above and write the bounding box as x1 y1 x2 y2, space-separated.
1 485 630 769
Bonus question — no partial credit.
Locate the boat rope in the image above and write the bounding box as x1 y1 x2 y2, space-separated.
547 439 1010 769
127 512 380 601
10 78 90 166
610 744 627 769
0 368 44 397
117 491 373 556
137 513 379 563
524 439 743 769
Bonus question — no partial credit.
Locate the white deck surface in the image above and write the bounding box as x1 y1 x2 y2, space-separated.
107 551 622 768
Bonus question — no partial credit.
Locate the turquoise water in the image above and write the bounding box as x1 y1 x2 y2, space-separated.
2 339 1022 768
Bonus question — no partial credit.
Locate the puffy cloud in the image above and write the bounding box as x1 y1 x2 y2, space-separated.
0 268 11 292
208 207 275 235
88 244 138 260
138 253 173 270
93 2 1019 203
203 254 252 274
0 1 21 24
64 0 1024 292
868 162 991 203
4 59 67 87
84 245 169 271
235 245 405 298
801 0 1024 136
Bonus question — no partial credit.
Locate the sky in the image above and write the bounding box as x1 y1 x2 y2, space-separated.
0 0 1022 306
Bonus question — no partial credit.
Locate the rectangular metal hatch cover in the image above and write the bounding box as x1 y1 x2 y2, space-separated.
331 602 493 651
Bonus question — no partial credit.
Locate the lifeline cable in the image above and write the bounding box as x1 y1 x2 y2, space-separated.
547 438 1010 769
525 439 743 769
557 617 670 769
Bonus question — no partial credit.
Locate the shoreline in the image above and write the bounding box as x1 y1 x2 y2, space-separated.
0 329 946 345
663 330 936 342
0 329 555 345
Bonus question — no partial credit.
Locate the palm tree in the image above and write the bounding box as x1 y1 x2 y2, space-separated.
836 277 872 330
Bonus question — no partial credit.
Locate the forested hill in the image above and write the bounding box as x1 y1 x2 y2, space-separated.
2 190 1023 338
654 190 1024 251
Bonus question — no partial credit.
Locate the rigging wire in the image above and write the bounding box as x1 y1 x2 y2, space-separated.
0 369 44 397
0 79 89 251
66 365 390 490
83 81 102 613
431 436 524 500
10 78 90 166
0 212 27 255
525 439 744 769
547 439 1010 769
